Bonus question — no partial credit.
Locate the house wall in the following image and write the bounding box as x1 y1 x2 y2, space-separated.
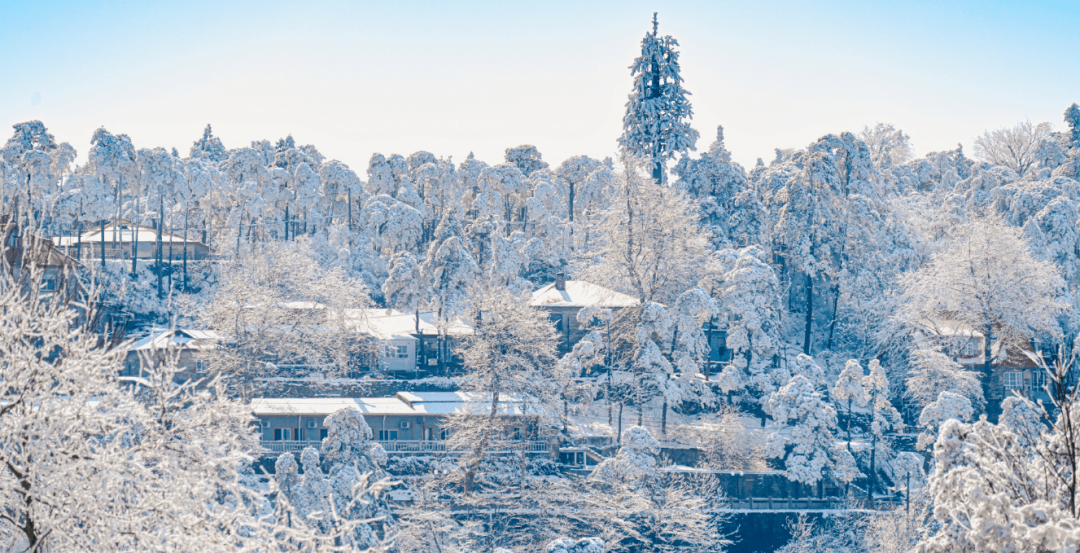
122 349 206 382
256 413 538 442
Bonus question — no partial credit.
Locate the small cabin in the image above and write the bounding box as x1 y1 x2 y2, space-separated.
122 329 219 382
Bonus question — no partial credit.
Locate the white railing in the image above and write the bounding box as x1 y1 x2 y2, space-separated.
261 440 322 453
260 440 549 455
377 440 549 454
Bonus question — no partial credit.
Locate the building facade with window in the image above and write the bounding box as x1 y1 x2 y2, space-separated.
911 320 1051 405
251 392 548 456
122 329 219 382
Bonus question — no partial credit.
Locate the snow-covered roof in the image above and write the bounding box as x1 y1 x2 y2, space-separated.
346 309 474 339
56 222 207 247
129 329 220 352
529 280 640 308
251 391 539 417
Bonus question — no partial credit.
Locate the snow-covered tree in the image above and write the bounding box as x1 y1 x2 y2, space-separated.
545 537 605 553
504 144 549 178
587 426 730 553
860 122 914 170
199 239 373 382
0 253 386 551
578 159 713 305
446 287 559 494
916 391 973 451
973 119 1054 178
903 349 985 419
421 212 479 322
618 14 698 183
189 124 227 163
382 250 425 313
899 215 1065 415
673 125 750 246
862 360 903 502
766 356 859 489
832 359 867 448
712 246 783 396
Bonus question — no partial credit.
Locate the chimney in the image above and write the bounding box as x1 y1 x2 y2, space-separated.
555 272 566 291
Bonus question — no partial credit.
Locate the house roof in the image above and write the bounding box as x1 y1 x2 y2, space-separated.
911 321 1043 369
2 220 83 269
345 308 474 339
129 329 220 352
57 222 207 247
251 391 539 417
529 280 640 308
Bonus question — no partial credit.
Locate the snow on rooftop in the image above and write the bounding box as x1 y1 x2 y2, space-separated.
345 308 474 339
251 391 539 417
56 223 207 246
529 280 640 308
129 329 220 352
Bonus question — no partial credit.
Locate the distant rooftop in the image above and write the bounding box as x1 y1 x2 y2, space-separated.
252 391 539 417
129 329 220 352
529 280 639 308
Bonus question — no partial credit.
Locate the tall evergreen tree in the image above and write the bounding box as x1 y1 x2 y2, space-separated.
618 13 698 184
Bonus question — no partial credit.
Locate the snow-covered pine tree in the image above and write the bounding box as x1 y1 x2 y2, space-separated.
618 13 699 184
189 124 227 163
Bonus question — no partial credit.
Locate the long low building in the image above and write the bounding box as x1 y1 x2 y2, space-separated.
251 392 549 456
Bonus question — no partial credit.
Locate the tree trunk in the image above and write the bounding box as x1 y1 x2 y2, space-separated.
157 194 163 298
100 221 106 268
867 432 877 507
983 322 995 419
131 217 140 277
617 402 624 445
803 272 813 355
235 212 243 262
661 399 668 435
182 204 189 291
464 394 500 495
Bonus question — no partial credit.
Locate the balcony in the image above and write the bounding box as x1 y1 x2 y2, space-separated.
260 439 549 456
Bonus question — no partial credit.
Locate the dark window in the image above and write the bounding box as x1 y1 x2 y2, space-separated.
320 428 328 440
549 313 563 332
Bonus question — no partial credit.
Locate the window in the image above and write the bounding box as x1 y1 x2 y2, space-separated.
273 428 304 441
1003 371 1024 392
440 429 451 440
395 345 409 359
1032 370 1049 392
320 428 328 440
378 430 398 441
195 360 208 373
960 339 981 357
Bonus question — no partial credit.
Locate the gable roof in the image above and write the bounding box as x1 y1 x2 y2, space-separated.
529 280 640 308
129 329 220 352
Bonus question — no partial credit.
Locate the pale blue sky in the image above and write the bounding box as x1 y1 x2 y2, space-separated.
2 0 1078 171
